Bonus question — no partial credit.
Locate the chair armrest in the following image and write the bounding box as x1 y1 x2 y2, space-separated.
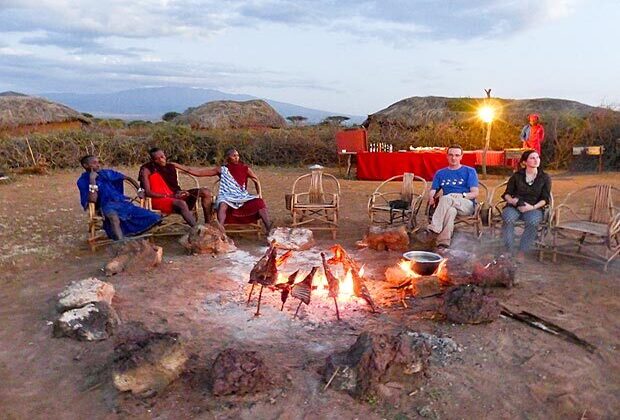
88 202 97 219
552 203 578 226
610 212 620 236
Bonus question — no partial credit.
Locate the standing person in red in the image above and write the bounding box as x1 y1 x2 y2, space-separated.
139 147 212 226
173 148 272 233
520 114 545 155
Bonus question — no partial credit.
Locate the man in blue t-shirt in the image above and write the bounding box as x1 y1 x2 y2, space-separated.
421 145 479 249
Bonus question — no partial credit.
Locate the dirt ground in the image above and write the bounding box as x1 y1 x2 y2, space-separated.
1 166 619 420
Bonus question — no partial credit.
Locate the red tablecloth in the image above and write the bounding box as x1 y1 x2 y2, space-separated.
466 150 505 166
357 151 478 181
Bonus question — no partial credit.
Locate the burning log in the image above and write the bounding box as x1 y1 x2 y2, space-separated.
291 266 318 318
275 270 299 311
436 249 475 287
321 252 341 320
328 245 378 313
248 243 279 316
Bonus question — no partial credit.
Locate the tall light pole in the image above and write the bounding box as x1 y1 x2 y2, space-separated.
478 104 495 179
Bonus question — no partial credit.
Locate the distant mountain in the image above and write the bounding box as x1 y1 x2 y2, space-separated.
39 87 364 124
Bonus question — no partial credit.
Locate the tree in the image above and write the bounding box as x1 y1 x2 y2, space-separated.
286 115 308 126
162 111 181 122
322 116 350 126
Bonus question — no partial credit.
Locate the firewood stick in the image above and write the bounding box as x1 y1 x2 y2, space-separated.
333 297 340 320
254 285 264 317
247 283 256 304
323 366 340 391
293 300 303 319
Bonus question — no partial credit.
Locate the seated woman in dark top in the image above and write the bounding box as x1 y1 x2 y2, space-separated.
501 149 552 259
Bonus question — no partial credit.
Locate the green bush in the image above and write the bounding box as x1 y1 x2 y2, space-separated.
0 112 617 170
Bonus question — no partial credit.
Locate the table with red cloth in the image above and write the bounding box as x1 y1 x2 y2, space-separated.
356 151 478 181
466 150 505 166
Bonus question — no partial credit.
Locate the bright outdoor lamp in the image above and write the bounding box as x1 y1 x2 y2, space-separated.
478 105 495 123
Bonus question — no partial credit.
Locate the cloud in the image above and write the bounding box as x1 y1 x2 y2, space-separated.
0 0 580 51
0 50 333 93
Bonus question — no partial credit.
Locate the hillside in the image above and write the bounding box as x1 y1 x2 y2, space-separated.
39 87 364 124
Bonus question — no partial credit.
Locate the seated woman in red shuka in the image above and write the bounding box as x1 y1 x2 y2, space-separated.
173 148 272 233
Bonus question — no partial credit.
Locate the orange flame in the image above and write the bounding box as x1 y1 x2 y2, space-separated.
398 260 420 278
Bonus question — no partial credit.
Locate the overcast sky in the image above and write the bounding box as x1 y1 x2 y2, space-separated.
1 0 618 115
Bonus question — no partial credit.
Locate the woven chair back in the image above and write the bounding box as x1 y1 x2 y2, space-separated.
590 184 612 224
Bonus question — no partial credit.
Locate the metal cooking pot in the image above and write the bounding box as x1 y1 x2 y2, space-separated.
402 251 443 276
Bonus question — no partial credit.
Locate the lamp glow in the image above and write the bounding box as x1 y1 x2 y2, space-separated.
478 106 495 123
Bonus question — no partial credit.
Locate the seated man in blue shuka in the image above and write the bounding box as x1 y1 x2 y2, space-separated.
77 155 161 240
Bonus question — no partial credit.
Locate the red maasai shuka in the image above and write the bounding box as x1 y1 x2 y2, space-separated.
224 163 266 224
149 172 175 214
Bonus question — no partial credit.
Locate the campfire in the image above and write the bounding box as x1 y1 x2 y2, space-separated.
247 243 377 319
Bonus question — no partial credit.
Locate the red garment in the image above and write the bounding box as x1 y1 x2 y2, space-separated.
148 172 176 214
525 124 545 155
224 163 266 224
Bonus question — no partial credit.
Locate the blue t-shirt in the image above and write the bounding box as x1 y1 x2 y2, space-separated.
431 166 478 195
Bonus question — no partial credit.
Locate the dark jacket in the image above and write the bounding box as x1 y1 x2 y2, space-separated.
503 169 551 206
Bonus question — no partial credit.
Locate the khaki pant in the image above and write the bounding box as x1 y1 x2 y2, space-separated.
428 194 475 246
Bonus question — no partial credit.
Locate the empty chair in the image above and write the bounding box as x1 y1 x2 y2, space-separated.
547 184 619 271
367 172 427 231
290 166 340 239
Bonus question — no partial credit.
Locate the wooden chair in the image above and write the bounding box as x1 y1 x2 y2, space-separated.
487 178 554 260
546 184 619 271
290 166 340 239
144 170 200 237
87 179 147 251
212 177 264 239
367 173 427 231
426 181 489 238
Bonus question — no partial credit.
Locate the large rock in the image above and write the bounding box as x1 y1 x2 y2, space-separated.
442 285 501 324
53 301 119 341
179 223 236 255
112 322 188 397
267 227 314 250
472 254 517 288
209 349 270 396
359 225 409 251
104 239 163 276
56 278 115 312
322 331 431 399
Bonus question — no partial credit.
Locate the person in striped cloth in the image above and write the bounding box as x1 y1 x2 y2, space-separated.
173 148 272 233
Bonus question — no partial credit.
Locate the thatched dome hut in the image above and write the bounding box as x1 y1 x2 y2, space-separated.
363 96 603 129
0 93 90 134
174 99 286 129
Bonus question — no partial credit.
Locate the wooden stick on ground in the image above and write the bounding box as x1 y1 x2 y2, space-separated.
500 305 596 353
323 366 340 391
